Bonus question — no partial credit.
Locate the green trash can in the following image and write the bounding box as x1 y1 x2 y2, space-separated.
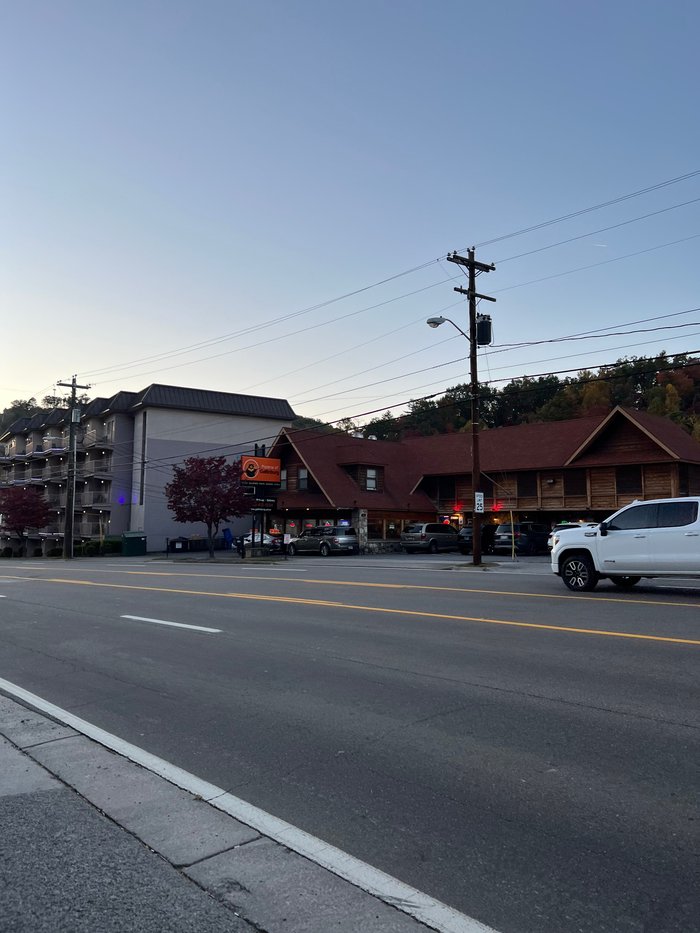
122 532 147 557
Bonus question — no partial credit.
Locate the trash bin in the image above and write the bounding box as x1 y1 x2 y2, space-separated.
169 536 189 553
122 533 147 557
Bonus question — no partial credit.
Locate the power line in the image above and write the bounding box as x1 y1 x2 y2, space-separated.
492 233 700 294
495 196 700 264
75 169 700 385
473 169 700 248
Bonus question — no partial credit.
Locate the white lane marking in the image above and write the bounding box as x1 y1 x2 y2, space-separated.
0 678 499 933
120 615 221 634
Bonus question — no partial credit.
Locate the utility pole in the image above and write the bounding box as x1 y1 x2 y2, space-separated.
57 375 91 559
447 249 496 566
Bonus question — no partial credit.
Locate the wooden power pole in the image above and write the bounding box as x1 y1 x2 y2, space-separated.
57 375 90 559
446 249 495 566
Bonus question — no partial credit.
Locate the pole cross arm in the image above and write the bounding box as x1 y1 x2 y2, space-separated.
446 252 496 273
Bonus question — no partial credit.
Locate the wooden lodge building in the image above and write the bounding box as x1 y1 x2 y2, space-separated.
268 407 700 545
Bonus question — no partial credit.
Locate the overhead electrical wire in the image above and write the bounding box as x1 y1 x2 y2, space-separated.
494 196 700 264
75 169 700 384
472 169 700 248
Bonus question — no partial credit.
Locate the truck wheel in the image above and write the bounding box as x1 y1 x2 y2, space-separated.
610 576 640 588
319 542 331 557
561 554 599 591
287 544 297 556
428 540 438 554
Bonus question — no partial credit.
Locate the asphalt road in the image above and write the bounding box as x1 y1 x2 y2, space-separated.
1 553 698 933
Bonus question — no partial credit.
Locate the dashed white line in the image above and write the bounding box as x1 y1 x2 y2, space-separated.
120 614 221 633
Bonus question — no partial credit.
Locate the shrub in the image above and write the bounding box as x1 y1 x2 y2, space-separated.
83 541 100 557
101 538 122 555
33 547 43 558
47 547 62 557
1 546 13 559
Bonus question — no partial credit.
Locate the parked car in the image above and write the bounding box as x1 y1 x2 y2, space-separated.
400 522 460 554
287 525 359 557
546 522 598 549
492 522 550 555
243 532 278 547
551 497 700 591
457 524 496 555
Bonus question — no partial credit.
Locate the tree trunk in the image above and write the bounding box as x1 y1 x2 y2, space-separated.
207 523 215 559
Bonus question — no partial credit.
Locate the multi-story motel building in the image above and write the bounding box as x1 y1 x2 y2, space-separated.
0 384 296 554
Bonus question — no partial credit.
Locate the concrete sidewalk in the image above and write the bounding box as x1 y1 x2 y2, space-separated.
0 694 443 933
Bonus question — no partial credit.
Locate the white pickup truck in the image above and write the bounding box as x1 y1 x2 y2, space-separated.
550 496 700 591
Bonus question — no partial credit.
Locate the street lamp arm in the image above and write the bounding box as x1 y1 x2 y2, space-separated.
425 316 470 342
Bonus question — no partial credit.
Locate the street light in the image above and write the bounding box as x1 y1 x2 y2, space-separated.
426 313 484 565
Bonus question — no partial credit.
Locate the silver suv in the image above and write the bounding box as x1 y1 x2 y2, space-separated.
551 497 700 590
400 522 460 554
287 526 359 557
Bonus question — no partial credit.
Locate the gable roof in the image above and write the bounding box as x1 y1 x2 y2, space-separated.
271 428 435 512
272 410 700 507
129 383 296 421
565 406 700 465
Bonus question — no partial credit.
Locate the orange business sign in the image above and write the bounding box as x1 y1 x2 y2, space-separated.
241 456 281 484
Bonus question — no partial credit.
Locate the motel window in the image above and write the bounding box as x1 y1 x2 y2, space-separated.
279 468 287 490
298 468 308 491
366 468 377 491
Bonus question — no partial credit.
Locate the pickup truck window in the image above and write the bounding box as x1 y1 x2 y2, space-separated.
608 503 657 531
657 501 698 527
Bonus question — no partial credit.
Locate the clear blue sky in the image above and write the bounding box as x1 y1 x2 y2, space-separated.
2 0 699 424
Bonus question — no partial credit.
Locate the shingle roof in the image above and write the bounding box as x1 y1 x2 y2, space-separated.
272 428 435 511
402 416 603 474
1 417 33 439
272 409 700 508
129 384 296 421
81 392 139 418
81 397 111 417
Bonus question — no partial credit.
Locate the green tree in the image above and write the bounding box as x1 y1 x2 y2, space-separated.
0 398 40 434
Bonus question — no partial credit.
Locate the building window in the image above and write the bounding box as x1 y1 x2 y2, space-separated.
616 465 642 496
366 468 377 491
298 467 308 491
564 470 587 496
517 472 538 497
279 468 287 491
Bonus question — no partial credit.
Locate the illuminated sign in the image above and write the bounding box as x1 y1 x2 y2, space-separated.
241 456 281 484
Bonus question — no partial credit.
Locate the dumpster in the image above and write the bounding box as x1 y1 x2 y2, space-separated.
169 536 189 553
122 532 147 557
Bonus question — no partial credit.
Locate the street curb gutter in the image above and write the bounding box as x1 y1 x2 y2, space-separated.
0 679 499 933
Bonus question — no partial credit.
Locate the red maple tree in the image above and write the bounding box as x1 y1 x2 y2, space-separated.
165 456 248 558
0 487 52 556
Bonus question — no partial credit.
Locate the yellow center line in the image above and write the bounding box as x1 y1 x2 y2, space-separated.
24 567 700 610
33 577 700 646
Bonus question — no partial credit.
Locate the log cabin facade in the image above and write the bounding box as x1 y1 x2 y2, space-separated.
268 407 700 545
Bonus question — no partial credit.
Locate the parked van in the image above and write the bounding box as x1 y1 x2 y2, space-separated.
400 522 460 554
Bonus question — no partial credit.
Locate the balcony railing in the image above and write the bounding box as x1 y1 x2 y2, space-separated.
76 522 105 537
82 461 112 477
83 430 113 448
76 492 111 508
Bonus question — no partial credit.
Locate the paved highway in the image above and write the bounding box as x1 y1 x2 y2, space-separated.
1 553 698 933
